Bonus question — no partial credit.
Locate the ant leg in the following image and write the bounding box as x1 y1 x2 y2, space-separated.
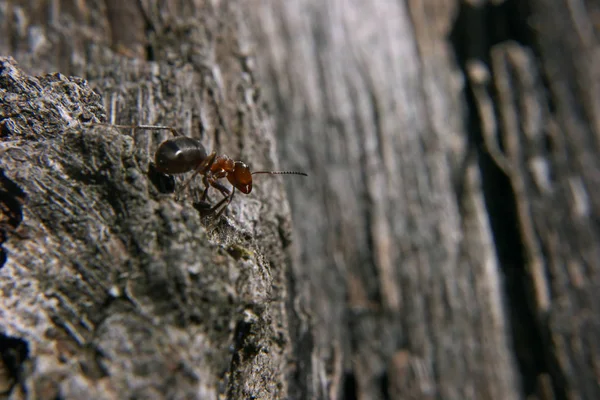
196 179 231 215
206 192 230 214
176 152 217 198
209 180 231 198
194 176 213 211
211 187 236 217
201 175 211 202
205 181 235 217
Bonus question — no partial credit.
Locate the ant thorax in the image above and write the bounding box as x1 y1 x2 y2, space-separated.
211 155 235 175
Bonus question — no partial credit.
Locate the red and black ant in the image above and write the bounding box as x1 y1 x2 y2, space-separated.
106 124 307 216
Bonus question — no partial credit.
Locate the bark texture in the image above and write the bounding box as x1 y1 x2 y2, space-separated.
1 2 298 399
1 0 599 399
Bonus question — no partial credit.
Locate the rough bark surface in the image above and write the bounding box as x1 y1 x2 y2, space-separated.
1 0 599 400
1 2 298 399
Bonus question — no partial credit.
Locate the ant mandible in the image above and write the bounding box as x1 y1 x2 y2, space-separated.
107 124 307 216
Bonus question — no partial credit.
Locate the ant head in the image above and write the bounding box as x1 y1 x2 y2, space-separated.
228 161 253 194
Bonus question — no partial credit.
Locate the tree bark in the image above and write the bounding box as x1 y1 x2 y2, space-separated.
1 1 599 400
1 2 298 399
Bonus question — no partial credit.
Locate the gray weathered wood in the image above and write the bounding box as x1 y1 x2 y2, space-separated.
244 2 519 399
244 0 600 399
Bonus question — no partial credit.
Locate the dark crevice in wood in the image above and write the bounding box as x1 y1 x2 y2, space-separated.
0 169 25 270
379 370 391 400
134 0 158 62
449 1 560 398
226 309 261 399
489 1 571 399
291 329 314 400
479 150 545 397
486 0 533 50
78 345 110 380
361 89 384 307
283 212 313 399
348 65 382 307
342 372 358 400
0 333 29 397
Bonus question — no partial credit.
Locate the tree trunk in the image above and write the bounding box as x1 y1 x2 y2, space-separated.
1 2 298 399
1 1 599 400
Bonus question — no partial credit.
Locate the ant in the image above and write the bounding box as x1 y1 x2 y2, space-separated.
104 124 307 216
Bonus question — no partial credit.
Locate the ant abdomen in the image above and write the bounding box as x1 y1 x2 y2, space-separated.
155 136 208 174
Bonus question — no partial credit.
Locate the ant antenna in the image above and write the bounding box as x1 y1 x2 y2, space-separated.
252 171 308 176
95 123 182 136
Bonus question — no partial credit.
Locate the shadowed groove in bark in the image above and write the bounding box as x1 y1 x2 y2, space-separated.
0 332 29 397
451 2 544 394
343 372 359 400
449 0 566 398
0 170 26 270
